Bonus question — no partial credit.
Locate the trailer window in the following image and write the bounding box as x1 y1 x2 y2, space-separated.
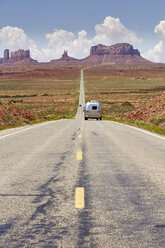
92 106 97 110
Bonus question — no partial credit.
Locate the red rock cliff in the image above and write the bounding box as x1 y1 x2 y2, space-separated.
1 49 38 66
10 49 30 61
90 43 140 56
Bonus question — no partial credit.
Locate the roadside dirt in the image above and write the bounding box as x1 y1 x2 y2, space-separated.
121 93 165 128
0 104 35 126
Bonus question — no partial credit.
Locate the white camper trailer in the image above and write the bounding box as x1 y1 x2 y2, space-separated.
83 101 102 120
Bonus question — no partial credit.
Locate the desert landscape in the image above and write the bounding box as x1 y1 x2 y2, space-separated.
0 63 165 135
0 43 152 66
84 64 165 134
0 43 165 134
1 2 165 246
0 66 80 129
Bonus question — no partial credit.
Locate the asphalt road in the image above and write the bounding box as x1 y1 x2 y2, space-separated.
0 70 165 248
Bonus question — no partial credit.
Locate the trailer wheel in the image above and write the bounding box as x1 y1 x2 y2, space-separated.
85 117 88 120
100 117 102 120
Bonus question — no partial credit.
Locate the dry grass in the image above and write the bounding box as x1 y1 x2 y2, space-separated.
84 64 165 133
0 66 80 129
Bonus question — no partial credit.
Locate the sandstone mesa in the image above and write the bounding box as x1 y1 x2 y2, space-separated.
0 43 153 67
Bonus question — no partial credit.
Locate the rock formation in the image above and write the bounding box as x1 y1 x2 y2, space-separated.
83 43 151 65
50 43 152 66
10 49 30 61
90 43 140 56
50 50 80 65
3 49 9 62
0 43 153 67
0 49 9 64
62 50 68 59
1 49 38 66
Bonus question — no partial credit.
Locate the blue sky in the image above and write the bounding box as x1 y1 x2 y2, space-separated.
0 0 165 62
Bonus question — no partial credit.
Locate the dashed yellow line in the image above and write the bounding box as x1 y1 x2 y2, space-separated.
75 187 85 208
76 151 82 160
78 134 82 139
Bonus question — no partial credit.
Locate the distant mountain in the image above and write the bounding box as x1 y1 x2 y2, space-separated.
90 43 140 56
85 43 153 65
50 43 153 65
0 43 153 67
0 49 38 66
50 50 80 65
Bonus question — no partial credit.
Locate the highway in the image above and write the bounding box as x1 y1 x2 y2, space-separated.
0 70 165 247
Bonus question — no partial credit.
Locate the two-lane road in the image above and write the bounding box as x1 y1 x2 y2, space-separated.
0 70 165 247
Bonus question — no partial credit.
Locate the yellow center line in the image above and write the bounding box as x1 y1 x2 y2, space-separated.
78 134 82 139
75 187 85 208
76 151 82 160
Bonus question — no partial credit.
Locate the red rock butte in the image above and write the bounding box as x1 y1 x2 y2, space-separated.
0 49 38 66
0 43 153 67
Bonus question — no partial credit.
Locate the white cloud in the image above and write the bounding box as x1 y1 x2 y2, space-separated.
45 29 91 59
155 20 165 40
0 26 44 61
45 16 142 60
143 20 165 62
93 16 142 45
0 17 142 62
72 30 92 57
46 29 75 47
0 26 35 50
142 41 165 62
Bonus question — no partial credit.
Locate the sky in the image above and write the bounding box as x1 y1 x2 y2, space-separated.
0 0 165 62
